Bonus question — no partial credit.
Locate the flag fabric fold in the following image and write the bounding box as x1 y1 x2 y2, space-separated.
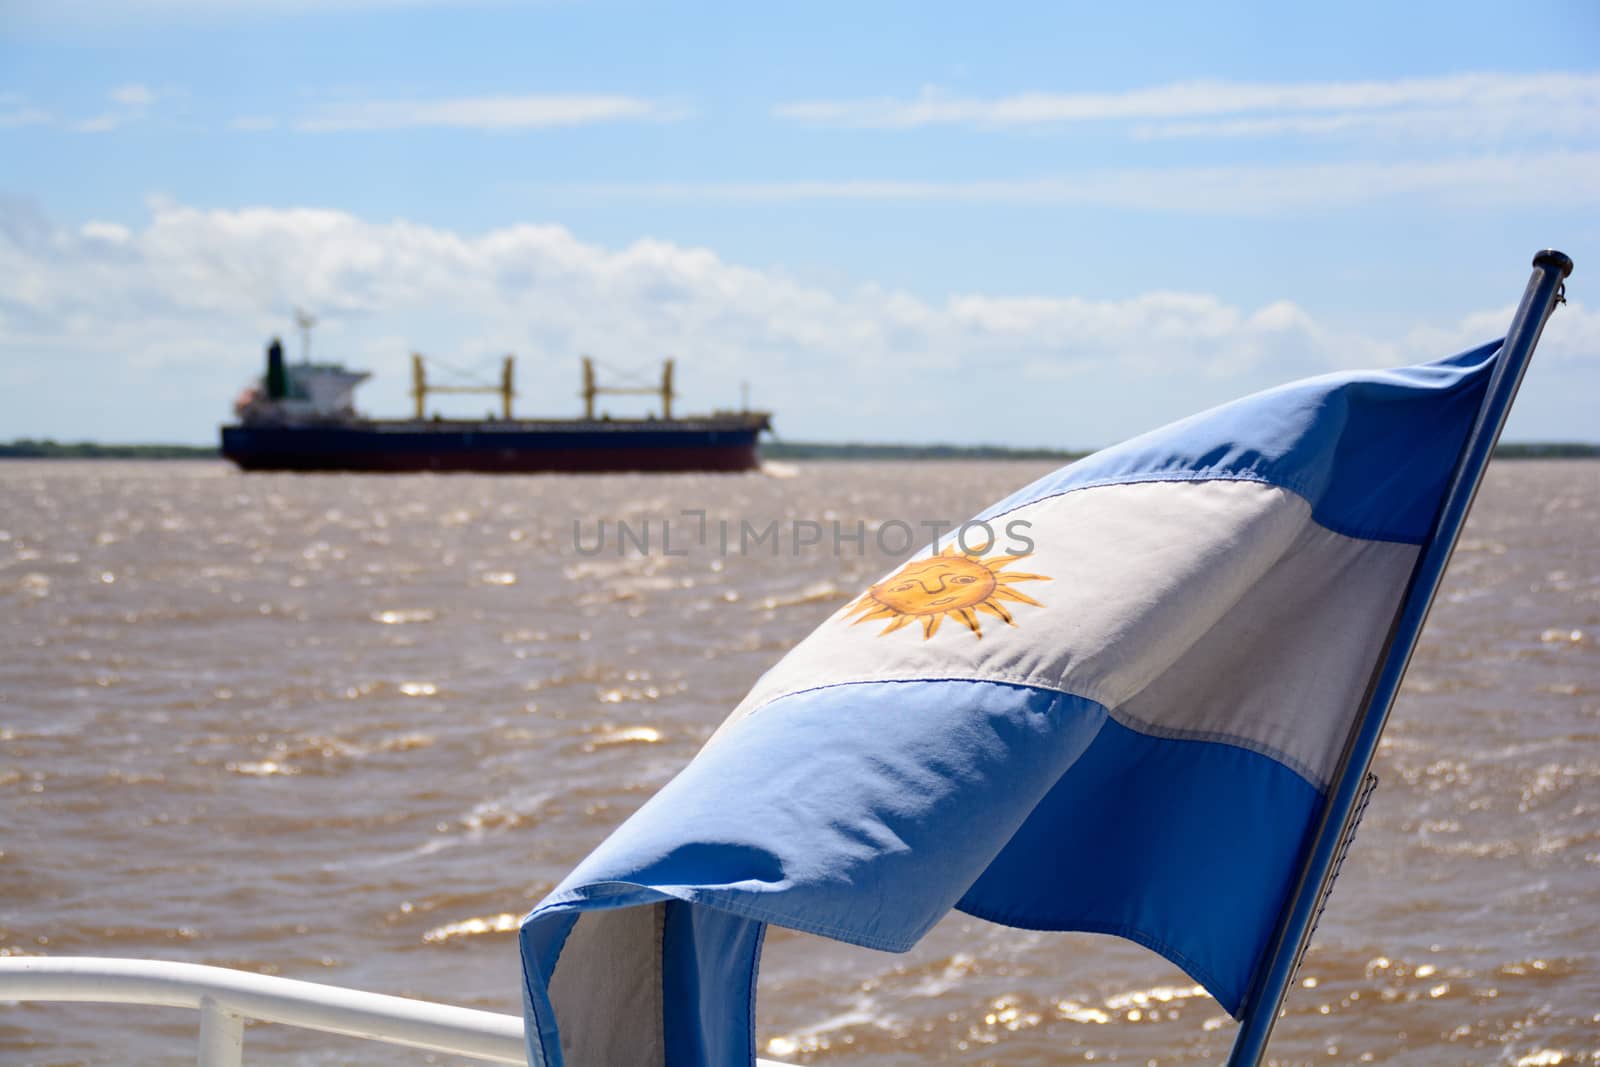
520 341 1502 1067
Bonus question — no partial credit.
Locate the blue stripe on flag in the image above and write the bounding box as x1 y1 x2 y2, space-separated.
534 680 1109 948
519 909 579 1067
959 712 1321 1014
663 902 766 1067
978 341 1499 544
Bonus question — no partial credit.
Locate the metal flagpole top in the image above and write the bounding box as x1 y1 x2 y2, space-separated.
1534 249 1574 277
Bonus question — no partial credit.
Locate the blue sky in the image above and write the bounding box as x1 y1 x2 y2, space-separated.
2 0 1597 446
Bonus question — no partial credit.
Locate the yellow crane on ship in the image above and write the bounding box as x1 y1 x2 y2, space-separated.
409 353 678 421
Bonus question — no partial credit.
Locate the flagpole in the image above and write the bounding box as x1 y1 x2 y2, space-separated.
1225 249 1574 1067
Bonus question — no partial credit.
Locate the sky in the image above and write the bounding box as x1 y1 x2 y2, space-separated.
2 0 1597 447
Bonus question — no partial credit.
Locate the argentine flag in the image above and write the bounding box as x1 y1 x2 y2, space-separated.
520 342 1502 1067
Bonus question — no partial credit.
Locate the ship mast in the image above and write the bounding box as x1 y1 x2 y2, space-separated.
294 308 317 363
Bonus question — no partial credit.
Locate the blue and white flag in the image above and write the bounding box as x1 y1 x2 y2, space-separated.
520 342 1501 1067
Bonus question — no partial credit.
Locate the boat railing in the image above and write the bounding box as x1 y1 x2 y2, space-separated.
0 955 791 1067
0 955 525 1066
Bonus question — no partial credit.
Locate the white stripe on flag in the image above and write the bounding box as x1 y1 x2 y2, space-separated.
717 478 1415 788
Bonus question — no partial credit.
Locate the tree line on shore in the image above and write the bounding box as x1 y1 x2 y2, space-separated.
2 438 1596 461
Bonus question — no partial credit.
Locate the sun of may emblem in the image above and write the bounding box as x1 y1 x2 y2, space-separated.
844 544 1050 639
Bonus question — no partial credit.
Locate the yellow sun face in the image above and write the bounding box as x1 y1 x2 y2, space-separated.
844 544 1049 639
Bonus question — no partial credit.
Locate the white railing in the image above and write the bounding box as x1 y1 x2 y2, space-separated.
0 956 791 1067
0 956 525 1066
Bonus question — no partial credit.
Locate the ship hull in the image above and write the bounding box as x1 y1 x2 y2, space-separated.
220 419 767 473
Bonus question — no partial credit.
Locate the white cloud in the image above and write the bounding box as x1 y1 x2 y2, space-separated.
68 82 161 133
109 83 157 109
294 94 687 132
2 201 1590 446
79 221 132 242
1 106 52 127
775 72 1600 140
0 93 51 127
71 114 122 133
1132 105 1600 142
571 151 1600 215
10 0 494 20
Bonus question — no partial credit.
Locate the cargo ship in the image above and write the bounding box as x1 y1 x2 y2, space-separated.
220 322 771 474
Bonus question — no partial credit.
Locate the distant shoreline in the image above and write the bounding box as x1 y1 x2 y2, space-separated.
0 440 224 460
3 438 1597 462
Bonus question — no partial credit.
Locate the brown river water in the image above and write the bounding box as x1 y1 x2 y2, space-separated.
1 459 1595 1066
